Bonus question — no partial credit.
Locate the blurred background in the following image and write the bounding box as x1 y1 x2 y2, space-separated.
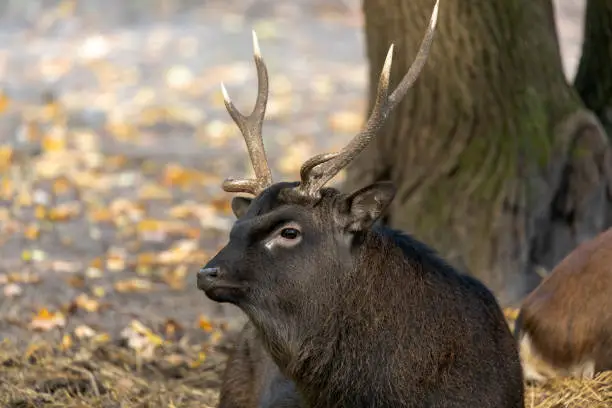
2 0 610 407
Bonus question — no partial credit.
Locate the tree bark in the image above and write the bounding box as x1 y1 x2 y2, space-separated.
574 0 612 137
347 0 611 305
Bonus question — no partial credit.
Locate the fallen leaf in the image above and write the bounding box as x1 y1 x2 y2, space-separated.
120 320 163 359
162 265 188 290
74 293 100 312
41 129 67 152
48 201 81 221
7 271 41 284
91 286 105 298
52 260 81 273
163 353 187 366
138 182 172 200
0 90 10 113
198 315 213 333
23 224 40 240
89 207 114 223
189 351 206 368
106 253 126 272
74 324 96 338
114 278 153 293
66 275 85 288
3 283 23 297
29 308 66 331
61 334 73 350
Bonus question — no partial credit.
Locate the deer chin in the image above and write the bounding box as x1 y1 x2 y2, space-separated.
200 280 247 304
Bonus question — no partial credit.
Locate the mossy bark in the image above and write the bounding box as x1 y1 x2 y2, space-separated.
574 0 612 137
346 0 611 305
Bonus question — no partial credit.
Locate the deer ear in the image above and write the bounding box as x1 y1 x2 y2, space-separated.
231 196 253 219
338 181 396 231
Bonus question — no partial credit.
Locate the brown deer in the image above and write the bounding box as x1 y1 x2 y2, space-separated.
514 227 612 382
198 1 524 406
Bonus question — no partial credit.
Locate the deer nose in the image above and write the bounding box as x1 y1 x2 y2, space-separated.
197 266 221 291
199 267 219 278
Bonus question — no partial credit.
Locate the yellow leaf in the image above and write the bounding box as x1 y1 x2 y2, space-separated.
61 334 73 350
24 342 49 360
41 133 66 152
74 293 100 312
29 308 66 331
24 224 40 240
48 201 81 222
21 250 33 262
89 208 114 223
189 351 207 368
137 252 158 266
138 182 172 200
106 254 126 272
130 320 163 346
92 286 105 298
210 330 223 345
0 90 10 113
198 315 213 333
52 177 72 195
34 206 47 220
16 189 33 207
114 278 153 293
0 146 13 172
162 265 187 290
503 308 520 321
92 333 110 344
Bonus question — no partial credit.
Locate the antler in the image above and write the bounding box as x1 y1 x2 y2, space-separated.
293 0 440 199
221 30 273 196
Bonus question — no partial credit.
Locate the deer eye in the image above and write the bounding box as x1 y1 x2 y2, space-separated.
280 227 300 240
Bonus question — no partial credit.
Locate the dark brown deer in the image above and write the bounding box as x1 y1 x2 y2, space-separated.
513 227 612 382
199 1 524 406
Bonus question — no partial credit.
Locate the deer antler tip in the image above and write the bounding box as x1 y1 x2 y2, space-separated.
381 44 394 82
431 0 440 27
252 30 261 58
220 82 230 103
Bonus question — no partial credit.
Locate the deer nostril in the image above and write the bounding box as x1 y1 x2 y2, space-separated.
199 267 219 278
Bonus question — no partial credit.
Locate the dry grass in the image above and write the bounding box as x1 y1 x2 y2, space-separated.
525 372 612 408
1 336 611 407
0 338 225 408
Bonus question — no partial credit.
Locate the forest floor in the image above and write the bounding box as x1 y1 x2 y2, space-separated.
1 1 609 407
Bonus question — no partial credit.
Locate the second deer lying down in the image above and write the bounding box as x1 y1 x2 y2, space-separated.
514 227 612 383
198 1 524 406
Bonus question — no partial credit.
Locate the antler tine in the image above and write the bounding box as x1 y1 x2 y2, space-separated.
221 30 273 196
296 0 440 198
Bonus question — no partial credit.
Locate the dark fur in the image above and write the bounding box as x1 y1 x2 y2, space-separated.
514 227 612 377
199 181 524 408
218 321 305 408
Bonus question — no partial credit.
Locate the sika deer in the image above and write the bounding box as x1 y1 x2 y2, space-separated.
514 227 612 382
199 1 524 406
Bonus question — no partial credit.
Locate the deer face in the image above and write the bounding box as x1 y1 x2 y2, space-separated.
197 181 395 315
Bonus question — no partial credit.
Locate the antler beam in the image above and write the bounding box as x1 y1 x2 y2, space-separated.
221 30 273 196
294 0 440 199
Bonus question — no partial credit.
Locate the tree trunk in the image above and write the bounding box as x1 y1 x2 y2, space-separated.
574 0 612 137
347 0 611 305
